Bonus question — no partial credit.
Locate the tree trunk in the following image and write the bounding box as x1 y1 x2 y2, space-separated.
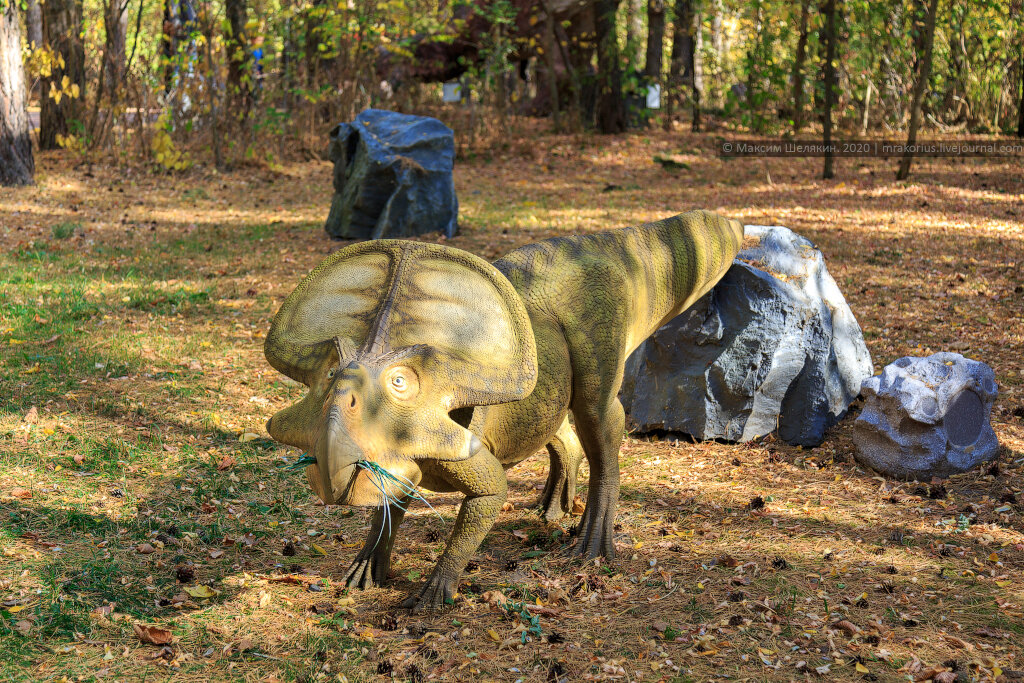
668 0 696 129
821 0 837 179
692 11 702 130
161 0 176 92
1 0 34 185
226 0 252 121
40 0 85 150
861 80 872 134
624 0 643 69
645 0 665 81
1018 42 1024 137
791 0 811 133
103 0 128 92
541 1 561 131
709 0 724 108
897 0 939 180
595 0 626 133
746 0 762 132
26 0 43 48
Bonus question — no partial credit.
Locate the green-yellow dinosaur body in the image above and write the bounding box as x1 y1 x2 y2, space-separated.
265 210 743 611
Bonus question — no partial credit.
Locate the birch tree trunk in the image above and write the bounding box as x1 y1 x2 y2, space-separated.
1 0 34 185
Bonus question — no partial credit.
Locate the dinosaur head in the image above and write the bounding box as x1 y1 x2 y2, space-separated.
264 241 537 506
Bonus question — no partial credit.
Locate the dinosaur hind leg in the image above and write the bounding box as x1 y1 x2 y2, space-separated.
571 397 625 559
538 416 584 522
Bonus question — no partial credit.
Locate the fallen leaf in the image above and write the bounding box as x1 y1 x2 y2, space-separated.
184 585 219 599
239 432 261 442
10 488 32 499
209 549 225 559
216 455 235 471
136 543 156 554
311 543 328 556
571 496 586 515
133 623 174 645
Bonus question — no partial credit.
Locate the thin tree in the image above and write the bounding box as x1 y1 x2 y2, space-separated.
791 0 812 133
540 0 561 132
595 0 626 133
1 0 34 185
1018 34 1024 137
40 0 85 150
25 0 42 48
896 0 940 180
645 0 665 82
709 0 725 108
668 0 699 131
226 0 253 121
820 0 838 179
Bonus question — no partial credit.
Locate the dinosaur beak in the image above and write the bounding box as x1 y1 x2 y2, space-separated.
307 407 364 506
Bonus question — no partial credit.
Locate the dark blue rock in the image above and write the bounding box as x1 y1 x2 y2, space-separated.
324 109 458 239
853 353 999 480
621 225 873 447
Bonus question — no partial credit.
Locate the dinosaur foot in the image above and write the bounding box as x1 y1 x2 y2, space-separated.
571 494 616 560
342 554 388 589
400 571 457 613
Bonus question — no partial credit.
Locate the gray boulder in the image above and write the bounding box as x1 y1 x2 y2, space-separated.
324 109 458 240
621 225 873 447
853 353 999 480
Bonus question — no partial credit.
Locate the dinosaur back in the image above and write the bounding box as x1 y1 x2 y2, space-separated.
495 210 744 353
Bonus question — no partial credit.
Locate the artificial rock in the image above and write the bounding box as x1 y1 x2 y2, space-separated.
621 225 873 447
323 109 458 240
853 353 999 480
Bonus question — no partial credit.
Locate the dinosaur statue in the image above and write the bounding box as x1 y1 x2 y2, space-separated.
264 210 744 612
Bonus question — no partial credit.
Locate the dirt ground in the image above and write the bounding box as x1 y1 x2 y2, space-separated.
1 128 1023 682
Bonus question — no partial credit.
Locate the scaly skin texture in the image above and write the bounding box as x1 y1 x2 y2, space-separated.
264 210 744 611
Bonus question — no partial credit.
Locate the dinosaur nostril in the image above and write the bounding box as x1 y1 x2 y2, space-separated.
349 394 356 409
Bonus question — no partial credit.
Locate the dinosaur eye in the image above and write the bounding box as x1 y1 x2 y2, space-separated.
384 366 419 400
327 368 336 379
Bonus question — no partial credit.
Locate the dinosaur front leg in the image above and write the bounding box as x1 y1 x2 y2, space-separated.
571 397 625 560
402 447 507 613
343 495 412 589
538 416 584 522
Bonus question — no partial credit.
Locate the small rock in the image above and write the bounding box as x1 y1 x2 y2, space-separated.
854 353 999 479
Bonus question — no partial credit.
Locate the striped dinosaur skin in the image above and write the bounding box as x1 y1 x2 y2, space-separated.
264 210 743 611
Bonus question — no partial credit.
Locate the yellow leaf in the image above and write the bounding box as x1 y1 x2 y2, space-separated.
487 629 500 642
988 553 999 562
7 604 30 613
239 432 260 442
23 364 41 375
184 585 219 599
856 663 869 674
312 543 328 556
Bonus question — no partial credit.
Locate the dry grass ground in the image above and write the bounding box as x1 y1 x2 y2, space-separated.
1 127 1023 683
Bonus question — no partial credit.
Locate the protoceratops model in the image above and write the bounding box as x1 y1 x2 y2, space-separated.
264 210 744 611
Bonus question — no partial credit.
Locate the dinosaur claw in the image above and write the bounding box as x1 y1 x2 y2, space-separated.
401 572 457 613
343 555 383 590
